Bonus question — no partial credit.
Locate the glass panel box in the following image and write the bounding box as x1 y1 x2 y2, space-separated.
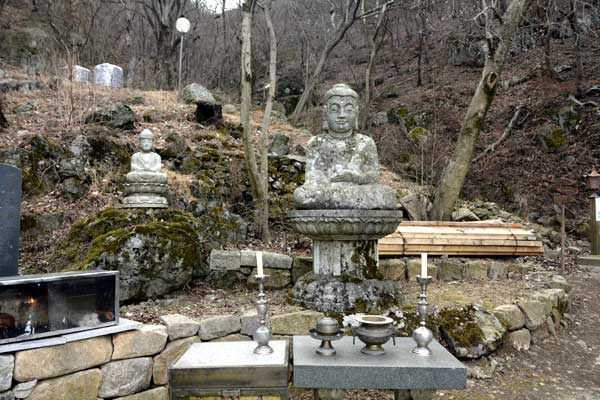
0 271 119 345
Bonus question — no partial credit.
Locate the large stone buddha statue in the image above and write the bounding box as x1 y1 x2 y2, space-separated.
293 84 397 210
122 129 168 208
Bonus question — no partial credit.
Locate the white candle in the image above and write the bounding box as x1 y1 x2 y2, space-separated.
421 253 427 277
256 251 264 276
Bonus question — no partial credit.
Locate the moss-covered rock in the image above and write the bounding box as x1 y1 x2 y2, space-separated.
52 208 241 301
85 103 136 130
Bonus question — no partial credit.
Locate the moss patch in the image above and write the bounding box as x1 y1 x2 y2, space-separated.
438 304 485 348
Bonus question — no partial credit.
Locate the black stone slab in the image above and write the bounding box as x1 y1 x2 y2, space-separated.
0 164 21 277
293 336 466 390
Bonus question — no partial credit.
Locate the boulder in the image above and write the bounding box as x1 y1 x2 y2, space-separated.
159 314 200 340
222 104 237 113
406 259 437 281
210 250 241 271
399 193 429 221
14 336 112 381
438 258 463 281
269 133 290 156
28 369 102 400
271 311 324 335
546 275 571 292
240 308 272 336
240 250 293 269
12 380 36 399
247 267 291 289
452 207 480 222
0 392 13 400
112 325 168 360
488 262 507 279
517 300 547 330
379 258 406 281
153 336 200 385
182 83 217 105
0 355 13 391
292 256 313 283
98 357 153 398
529 291 558 314
507 329 531 351
463 260 489 280
85 103 135 130
530 322 550 344
114 387 168 400
198 315 242 341
493 304 525 331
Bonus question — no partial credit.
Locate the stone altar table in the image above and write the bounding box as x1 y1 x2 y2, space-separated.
168 340 289 399
293 336 466 400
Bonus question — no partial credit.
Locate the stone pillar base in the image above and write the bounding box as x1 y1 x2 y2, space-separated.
313 240 379 278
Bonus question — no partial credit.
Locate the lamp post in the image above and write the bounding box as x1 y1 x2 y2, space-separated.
176 17 191 97
585 168 600 255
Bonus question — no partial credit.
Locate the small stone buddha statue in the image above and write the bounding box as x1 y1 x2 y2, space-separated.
294 84 397 210
122 129 168 208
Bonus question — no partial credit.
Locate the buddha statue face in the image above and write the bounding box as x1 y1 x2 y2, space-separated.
138 130 154 152
323 84 359 138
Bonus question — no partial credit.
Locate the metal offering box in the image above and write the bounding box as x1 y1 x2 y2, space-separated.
0 271 119 345
169 340 289 399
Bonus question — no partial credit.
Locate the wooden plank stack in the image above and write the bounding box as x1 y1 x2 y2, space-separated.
379 221 544 256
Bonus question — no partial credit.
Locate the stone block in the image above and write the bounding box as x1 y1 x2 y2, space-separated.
99 357 153 398
546 316 557 336
247 268 291 289
28 368 102 400
438 259 463 281
153 336 200 385
198 315 241 341
12 380 36 399
14 336 112 381
240 308 272 336
530 322 550 345
112 325 168 360
463 260 489 280
292 256 313 283
240 250 292 269
114 387 168 400
507 262 533 275
379 258 406 281
212 333 251 342
159 314 200 340
488 262 507 279
271 310 324 335
493 304 525 331
517 300 547 330
209 250 240 271
0 355 13 391
529 291 558 314
406 259 438 281
507 329 530 351
546 275 571 292
0 391 13 400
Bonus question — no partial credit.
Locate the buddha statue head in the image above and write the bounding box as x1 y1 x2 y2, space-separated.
138 129 155 152
323 84 359 138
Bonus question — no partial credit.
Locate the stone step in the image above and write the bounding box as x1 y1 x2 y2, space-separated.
577 255 600 268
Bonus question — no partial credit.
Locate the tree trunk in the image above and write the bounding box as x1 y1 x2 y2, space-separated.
241 0 269 240
569 0 583 97
431 0 534 220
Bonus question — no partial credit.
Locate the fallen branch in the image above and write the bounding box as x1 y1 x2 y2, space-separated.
568 94 598 108
474 105 525 162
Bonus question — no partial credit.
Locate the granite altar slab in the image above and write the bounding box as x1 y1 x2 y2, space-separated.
293 336 466 390
0 164 21 277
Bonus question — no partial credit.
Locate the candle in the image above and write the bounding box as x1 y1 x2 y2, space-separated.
421 253 427 277
256 251 264 276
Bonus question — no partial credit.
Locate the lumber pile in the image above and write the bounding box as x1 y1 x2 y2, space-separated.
379 221 544 256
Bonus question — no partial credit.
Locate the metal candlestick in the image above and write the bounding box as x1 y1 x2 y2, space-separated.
253 275 274 355
412 276 433 356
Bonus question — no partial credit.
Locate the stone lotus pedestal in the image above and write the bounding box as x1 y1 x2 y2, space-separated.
289 209 403 313
121 182 168 208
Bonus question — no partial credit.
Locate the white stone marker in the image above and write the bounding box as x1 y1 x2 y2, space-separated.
94 63 123 88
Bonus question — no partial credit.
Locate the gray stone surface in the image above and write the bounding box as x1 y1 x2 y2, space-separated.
12 380 36 399
438 259 463 281
463 260 489 280
292 256 313 283
94 63 123 88
246 267 291 289
546 274 571 292
222 104 237 113
293 336 466 390
99 357 153 398
493 304 525 331
0 355 13 391
271 311 324 335
209 249 241 271
122 130 168 208
507 329 531 351
153 336 200 385
488 262 508 279
451 208 479 222
0 164 21 277
14 336 112 381
212 333 251 342
406 259 438 281
182 83 217 105
518 300 547 330
112 324 168 360
28 369 102 400
269 133 290 156
240 308 272 336
0 392 13 400
198 315 241 341
380 258 407 281
159 314 200 340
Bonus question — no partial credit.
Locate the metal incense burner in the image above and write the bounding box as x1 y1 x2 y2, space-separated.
412 276 434 356
253 275 274 355
309 317 344 356
352 315 396 356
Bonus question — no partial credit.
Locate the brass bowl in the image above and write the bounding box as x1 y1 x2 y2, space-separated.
352 315 396 356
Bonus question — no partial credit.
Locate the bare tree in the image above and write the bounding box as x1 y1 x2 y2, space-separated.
431 0 535 220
